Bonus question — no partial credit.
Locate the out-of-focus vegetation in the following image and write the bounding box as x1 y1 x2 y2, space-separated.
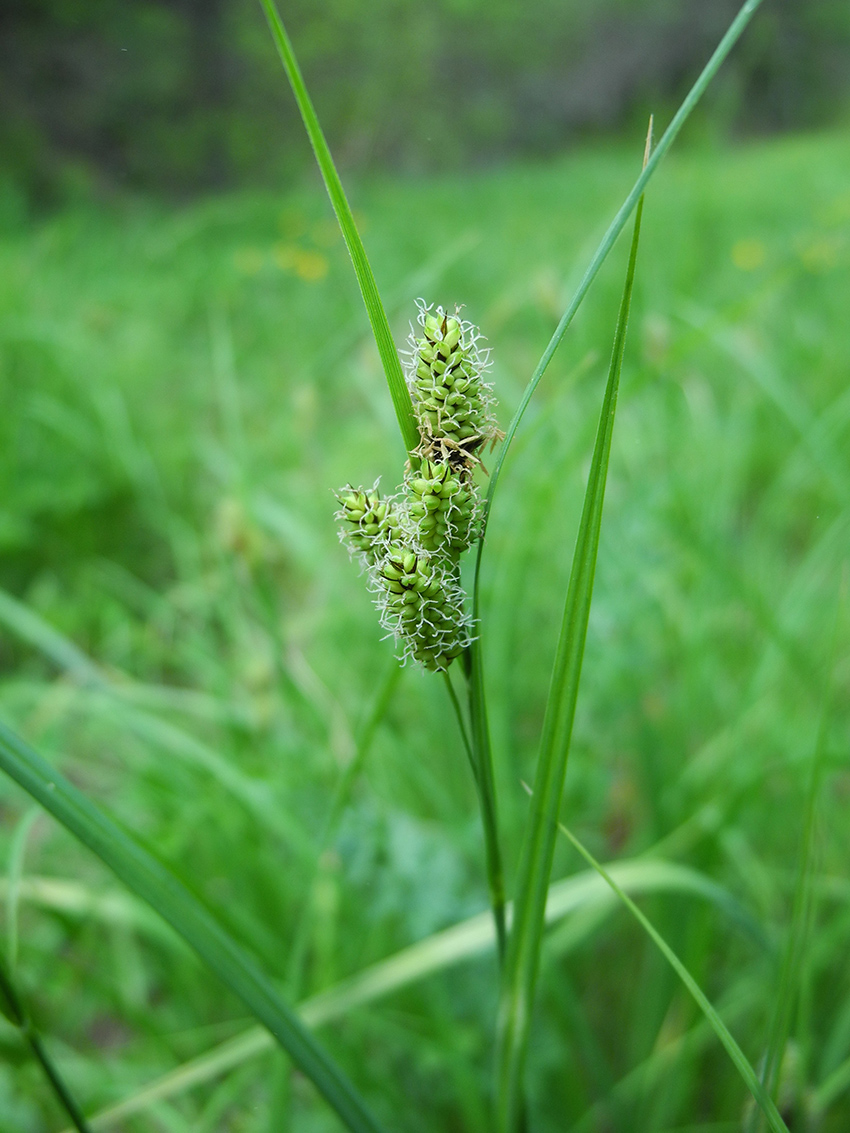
0 124 848 1129
1 0 849 204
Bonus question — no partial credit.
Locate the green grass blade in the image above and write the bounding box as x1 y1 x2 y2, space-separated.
0 586 304 846
556 822 790 1133
62 857 749 1130
813 1053 850 1117
258 0 418 455
0 589 103 685
474 0 765 571
0 956 93 1133
751 611 839 1131
495 174 645 1133
0 720 388 1133
5 806 39 972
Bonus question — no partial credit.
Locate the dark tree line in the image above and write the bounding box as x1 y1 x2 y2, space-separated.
1 0 848 203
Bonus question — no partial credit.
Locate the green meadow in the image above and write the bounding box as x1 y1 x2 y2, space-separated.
0 126 849 1130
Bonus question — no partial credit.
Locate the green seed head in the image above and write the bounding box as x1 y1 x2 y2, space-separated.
335 300 500 673
335 483 397 562
403 301 499 467
370 543 472 670
401 462 479 555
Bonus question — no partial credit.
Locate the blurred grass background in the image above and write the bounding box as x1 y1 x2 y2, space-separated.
1 2 850 1131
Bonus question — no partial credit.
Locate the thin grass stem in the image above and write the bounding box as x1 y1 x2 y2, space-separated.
465 641 507 964
5 807 39 972
550 816 790 1133
442 669 478 788
750 590 841 1131
0 957 93 1133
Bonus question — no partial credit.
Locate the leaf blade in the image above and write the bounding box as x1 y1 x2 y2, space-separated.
495 176 645 1133
258 0 418 454
0 720 388 1133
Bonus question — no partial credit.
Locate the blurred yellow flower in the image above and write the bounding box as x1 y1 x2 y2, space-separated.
731 239 766 271
799 236 840 273
273 243 328 281
233 247 265 275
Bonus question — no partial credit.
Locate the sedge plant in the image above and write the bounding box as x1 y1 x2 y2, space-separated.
0 0 822 1130
259 1 789 1130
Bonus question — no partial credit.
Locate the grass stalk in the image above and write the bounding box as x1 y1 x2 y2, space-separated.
750 602 840 1131
465 640 507 963
0 956 93 1133
442 669 478 787
494 130 648 1132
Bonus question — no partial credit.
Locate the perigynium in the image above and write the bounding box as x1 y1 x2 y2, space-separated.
336 302 501 671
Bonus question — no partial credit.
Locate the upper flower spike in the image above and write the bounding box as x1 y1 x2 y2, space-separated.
404 301 500 466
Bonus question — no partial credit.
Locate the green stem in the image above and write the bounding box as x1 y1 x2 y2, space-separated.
0 958 93 1133
465 641 507 965
442 670 478 789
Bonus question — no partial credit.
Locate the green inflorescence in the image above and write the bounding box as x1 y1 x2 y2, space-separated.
336 302 500 671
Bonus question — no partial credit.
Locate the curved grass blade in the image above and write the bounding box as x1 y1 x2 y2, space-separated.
473 0 766 617
813 1053 850 1118
494 145 647 1133
0 721 388 1133
258 0 418 455
61 857 750 1130
556 821 790 1133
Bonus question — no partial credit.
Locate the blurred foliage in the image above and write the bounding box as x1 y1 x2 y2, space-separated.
1 0 849 205
0 128 849 1129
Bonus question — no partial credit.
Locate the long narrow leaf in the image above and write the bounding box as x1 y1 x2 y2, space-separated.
557 821 790 1133
495 158 646 1133
258 0 418 454
0 721 387 1133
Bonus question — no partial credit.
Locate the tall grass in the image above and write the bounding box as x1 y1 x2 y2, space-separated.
0 0 848 1128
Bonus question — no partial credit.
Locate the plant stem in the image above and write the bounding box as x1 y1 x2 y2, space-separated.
0 958 93 1133
465 641 507 965
442 670 478 789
